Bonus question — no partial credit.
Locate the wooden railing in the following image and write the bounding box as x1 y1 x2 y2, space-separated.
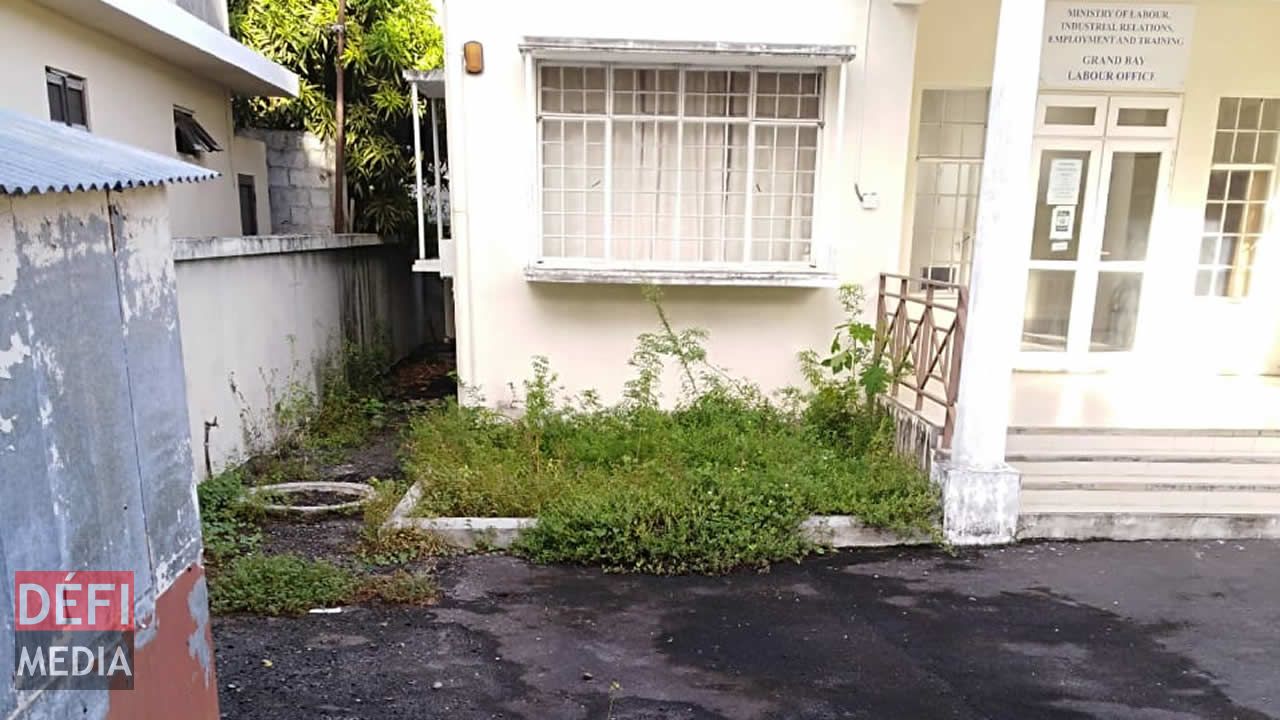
876 273 968 449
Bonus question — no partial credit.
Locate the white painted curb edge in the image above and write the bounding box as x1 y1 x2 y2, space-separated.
383 481 935 550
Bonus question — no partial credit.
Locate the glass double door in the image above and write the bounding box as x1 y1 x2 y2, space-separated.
1020 97 1176 368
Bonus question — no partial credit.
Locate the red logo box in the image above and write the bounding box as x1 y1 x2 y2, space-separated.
14 571 134 632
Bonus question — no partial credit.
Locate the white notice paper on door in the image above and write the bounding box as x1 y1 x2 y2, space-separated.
1046 158 1083 206
1050 205 1075 240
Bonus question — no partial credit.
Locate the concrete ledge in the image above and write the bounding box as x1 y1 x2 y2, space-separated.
524 265 839 288
384 481 933 550
173 233 385 262
1018 512 1280 541
798 516 934 547
247 481 375 516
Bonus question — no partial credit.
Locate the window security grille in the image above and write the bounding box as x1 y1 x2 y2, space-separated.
537 65 823 267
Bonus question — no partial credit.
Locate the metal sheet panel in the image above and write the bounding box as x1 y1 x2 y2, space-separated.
0 109 219 197
108 190 202 593
0 191 154 715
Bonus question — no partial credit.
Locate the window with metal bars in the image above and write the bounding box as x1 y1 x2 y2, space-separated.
174 106 222 156
537 64 823 267
908 89 989 287
1197 97 1280 298
47 68 88 129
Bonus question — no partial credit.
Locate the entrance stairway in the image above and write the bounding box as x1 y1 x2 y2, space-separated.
1009 427 1280 540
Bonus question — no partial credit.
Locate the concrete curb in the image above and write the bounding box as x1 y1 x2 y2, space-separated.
383 481 935 550
249 481 375 516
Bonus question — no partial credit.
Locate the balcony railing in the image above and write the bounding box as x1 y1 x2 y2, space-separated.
876 273 968 449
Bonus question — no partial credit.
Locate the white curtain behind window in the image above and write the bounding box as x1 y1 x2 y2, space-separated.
541 65 819 265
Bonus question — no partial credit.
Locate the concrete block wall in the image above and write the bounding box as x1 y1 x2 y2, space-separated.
240 129 336 235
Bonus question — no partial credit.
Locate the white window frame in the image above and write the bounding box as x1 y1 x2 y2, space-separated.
1035 94 1109 137
1105 95 1182 139
527 60 837 282
1196 96 1280 300
907 87 991 290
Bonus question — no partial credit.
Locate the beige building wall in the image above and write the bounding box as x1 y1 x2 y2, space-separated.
230 134 272 236
0 0 264 239
445 0 924 406
909 0 1280 375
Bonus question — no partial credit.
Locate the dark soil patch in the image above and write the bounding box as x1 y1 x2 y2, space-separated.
257 516 364 566
319 425 402 483
390 350 457 402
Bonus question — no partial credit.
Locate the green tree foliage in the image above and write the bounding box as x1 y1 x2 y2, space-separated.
230 0 444 235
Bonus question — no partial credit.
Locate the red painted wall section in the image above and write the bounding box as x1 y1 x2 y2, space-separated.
107 564 220 720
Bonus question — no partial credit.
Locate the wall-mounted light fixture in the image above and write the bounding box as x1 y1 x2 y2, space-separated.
463 41 484 74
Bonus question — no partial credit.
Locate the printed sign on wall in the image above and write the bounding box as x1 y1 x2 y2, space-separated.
1041 3 1195 91
1046 158 1083 206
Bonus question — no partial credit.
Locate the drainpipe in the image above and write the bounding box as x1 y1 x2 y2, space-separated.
334 0 347 233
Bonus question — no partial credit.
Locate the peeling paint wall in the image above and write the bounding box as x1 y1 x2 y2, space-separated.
173 236 438 476
0 187 213 719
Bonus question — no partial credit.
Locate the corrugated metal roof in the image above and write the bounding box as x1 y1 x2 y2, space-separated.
0 109 220 196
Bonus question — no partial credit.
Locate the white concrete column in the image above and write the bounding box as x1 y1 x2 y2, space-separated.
936 0 1046 545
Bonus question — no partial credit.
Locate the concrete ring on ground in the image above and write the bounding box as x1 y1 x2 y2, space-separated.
248 481 375 516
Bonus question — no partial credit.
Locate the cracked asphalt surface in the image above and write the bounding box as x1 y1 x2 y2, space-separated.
214 541 1279 719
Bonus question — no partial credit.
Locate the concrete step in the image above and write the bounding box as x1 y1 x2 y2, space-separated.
1020 489 1280 515
1019 512 1280 541
1023 477 1280 493
1013 459 1280 478
1014 459 1280 493
1010 452 1280 464
1007 427 1280 456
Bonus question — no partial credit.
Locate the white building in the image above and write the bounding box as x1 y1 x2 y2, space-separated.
0 0 298 238
425 0 1280 544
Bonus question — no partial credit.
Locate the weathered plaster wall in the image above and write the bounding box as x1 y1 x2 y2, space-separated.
0 187 215 719
173 235 437 475
238 129 337 235
0 0 264 238
909 0 1280 375
444 0 922 406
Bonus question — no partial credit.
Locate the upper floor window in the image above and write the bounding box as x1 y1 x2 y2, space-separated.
1198 97 1280 298
47 68 88 129
537 64 823 267
173 106 222 156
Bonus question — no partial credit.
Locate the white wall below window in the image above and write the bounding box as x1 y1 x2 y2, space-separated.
444 0 922 406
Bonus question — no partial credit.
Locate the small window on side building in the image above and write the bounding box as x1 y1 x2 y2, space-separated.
174 107 222 156
237 174 259 236
47 68 88 129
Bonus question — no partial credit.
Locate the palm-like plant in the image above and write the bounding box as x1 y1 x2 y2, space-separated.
230 0 444 237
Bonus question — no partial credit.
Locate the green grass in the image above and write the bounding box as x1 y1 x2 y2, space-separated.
209 553 359 616
197 468 262 564
357 570 438 606
400 284 940 574
403 389 939 574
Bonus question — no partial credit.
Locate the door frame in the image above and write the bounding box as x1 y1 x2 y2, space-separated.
1017 94 1181 371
